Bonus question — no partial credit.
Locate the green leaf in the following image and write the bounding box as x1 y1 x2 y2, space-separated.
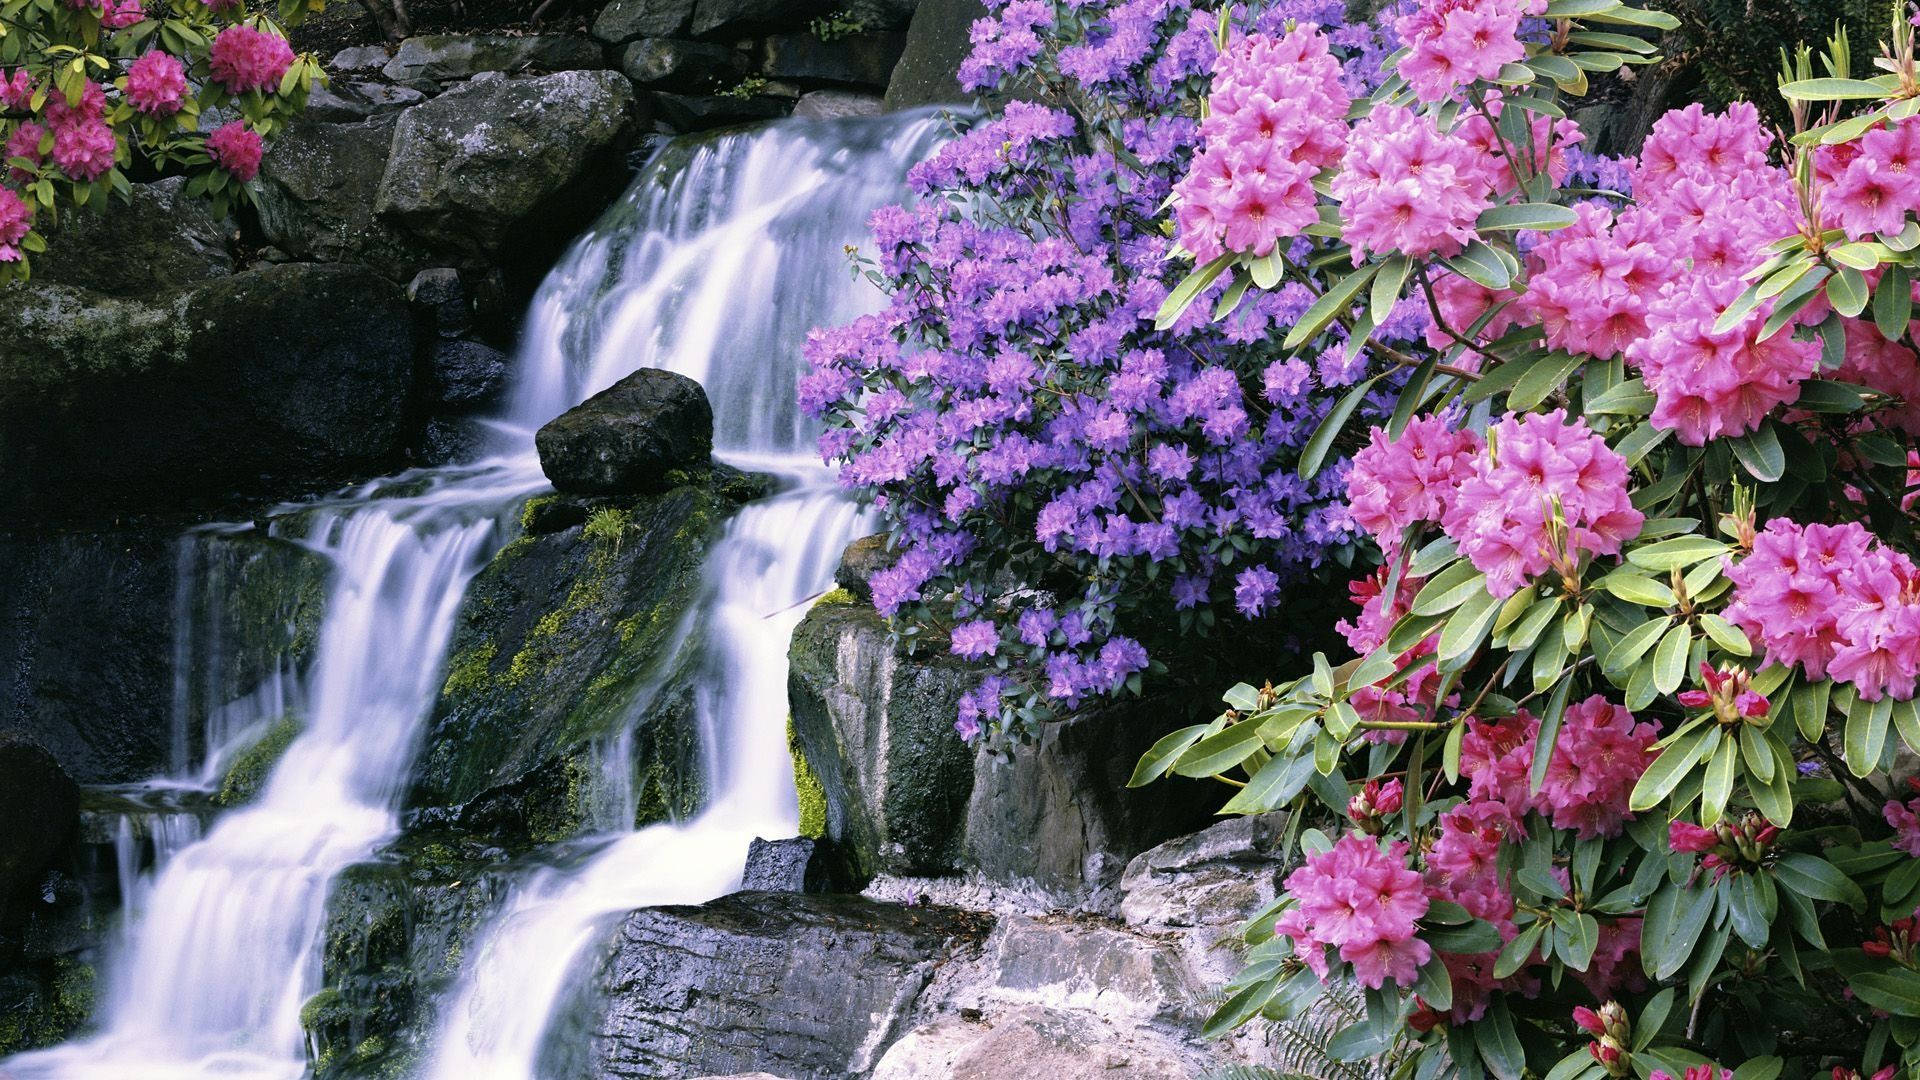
1478 999 1527 1080
1154 253 1234 330
1128 723 1210 786
1172 721 1266 777
1221 750 1316 814
1509 350 1587 411
1603 615 1671 675
1414 953 1453 1012
1628 536 1731 571
1773 851 1868 909
1850 970 1920 1017
1438 588 1503 663
1477 202 1580 232
1371 254 1412 327
1829 264 1872 317
1845 691 1891 778
1794 379 1871 412
1635 987 1675 1050
1630 724 1710 811
1653 623 1692 696
1877 263 1913 339
1445 241 1516 290
1701 730 1736 825
1600 570 1675 609
1493 920 1544 978
1298 375 1381 480
1425 919 1504 953
1778 76 1897 100
1560 910 1600 970
1284 262 1381 349
1699 613 1752 655
1730 422 1787 483
1411 560 1490 616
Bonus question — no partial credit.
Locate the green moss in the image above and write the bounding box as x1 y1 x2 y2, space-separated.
816 586 855 607
519 494 560 532
582 507 631 549
791 716 827 839
216 714 302 807
300 987 347 1031
526 756 593 844
441 641 498 698
0 957 96 1056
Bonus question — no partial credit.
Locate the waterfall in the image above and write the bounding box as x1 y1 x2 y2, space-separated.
425 112 947 1079
0 109 945 1080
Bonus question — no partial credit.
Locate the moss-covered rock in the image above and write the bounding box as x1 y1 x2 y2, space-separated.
213 715 303 807
0 955 95 1057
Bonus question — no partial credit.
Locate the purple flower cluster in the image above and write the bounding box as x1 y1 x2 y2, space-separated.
804 0 1416 740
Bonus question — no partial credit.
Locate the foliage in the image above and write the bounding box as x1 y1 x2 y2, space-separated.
808 8 868 41
1122 0 1920 1076
805 0 1451 741
0 0 329 281
1659 0 1883 131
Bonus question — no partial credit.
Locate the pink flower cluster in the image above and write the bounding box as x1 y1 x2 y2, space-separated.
1394 0 1545 102
1820 117 1920 240
1458 698 1656 839
1278 833 1432 989
0 69 31 111
1887 782 1920 856
1837 316 1920 436
1331 104 1495 263
0 186 32 263
5 123 45 182
126 51 188 115
205 120 264 182
208 25 295 95
1347 415 1480 558
1627 270 1821 445
1725 519 1920 700
1171 26 1348 264
39 81 116 183
65 0 143 29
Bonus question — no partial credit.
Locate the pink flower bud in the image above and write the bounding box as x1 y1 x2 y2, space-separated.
1669 820 1718 853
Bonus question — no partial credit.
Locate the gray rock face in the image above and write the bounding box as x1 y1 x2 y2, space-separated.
256 113 433 279
302 80 426 122
618 37 747 90
407 266 471 337
832 533 892 600
651 92 791 130
0 736 79 914
428 339 510 408
762 31 907 89
1118 813 1290 929
740 837 860 894
30 177 229 297
879 1007 1192 1080
592 0 696 44
584 892 988 1078
535 368 714 496
330 44 392 72
380 34 605 82
375 70 635 260
793 89 886 119
690 0 835 38
787 601 977 881
884 0 983 109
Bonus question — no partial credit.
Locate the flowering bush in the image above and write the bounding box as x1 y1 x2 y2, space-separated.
1112 2 1920 1078
0 0 328 278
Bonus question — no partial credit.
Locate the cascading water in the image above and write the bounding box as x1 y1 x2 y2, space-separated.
1 109 944 1080
425 112 947 1079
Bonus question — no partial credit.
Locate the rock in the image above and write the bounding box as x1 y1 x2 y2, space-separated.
838 0 919 31
375 70 636 264
651 92 791 130
406 471 760 837
582 892 988 1078
30 177 229 297
535 368 714 496
761 31 908 89
833 533 893 600
739 836 861 894
0 263 415 516
417 416 487 467
330 44 392 72
0 736 79 913
407 266 471 337
788 601 977 882
302 80 426 122
1118 813 1289 929
618 37 747 91
428 340 510 408
965 916 1205 1025
793 89 886 119
380 34 606 83
256 113 435 280
592 0 696 44
689 0 835 38
884 0 984 109
918 1006 1191 1080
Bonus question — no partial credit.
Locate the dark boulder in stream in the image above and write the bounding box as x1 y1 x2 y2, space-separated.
536 368 715 496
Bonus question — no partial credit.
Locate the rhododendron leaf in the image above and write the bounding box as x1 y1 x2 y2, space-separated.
1542 0 1621 15
1442 719 1465 783
1568 51 1628 72
1494 61 1536 86
1613 421 1670 467
1730 424 1786 483
1370 254 1411 327
1284 263 1378 351
1631 723 1709 811
1848 971 1920 1017
1220 750 1313 814
1152 252 1232 331
1603 615 1670 676
1893 699 1920 758
1326 1016 1395 1062
1438 588 1502 662
1222 683 1261 712
1883 858 1920 918
1794 378 1871 412
1777 851 1870 911
1884 220 1920 252
1558 910 1599 970
1247 250 1283 290
1844 692 1890 777
1828 265 1873 317
1795 679 1833 741
1325 701 1362 741
1347 645 1400 694
1477 202 1579 233
1505 594 1563 653
1493 587 1541 635
1855 431 1910 467
1830 241 1887 271
1699 613 1752 656
1585 376 1655 416
1567 30 1659 53
1200 968 1293 1037
1128 722 1213 787
1531 626 1569 692
1310 652 1335 698
1750 741 1794 826
1492 919 1544 979
1740 724 1775 783
1628 536 1731 571
1700 728 1736 823
1600 569 1676 609
1446 241 1515 290
1411 952 1452 1012
1509 349 1587 411
1171 721 1267 778
1779 76 1898 100
1210 273 1250 321
1874 264 1914 339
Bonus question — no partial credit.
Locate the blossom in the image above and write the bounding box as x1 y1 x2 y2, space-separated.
1626 271 1821 445
5 123 46 182
205 121 264 182
1438 410 1644 597
126 51 188 115
208 25 296 95
99 0 144 28
1533 696 1658 838
1345 415 1481 555
1395 0 1545 102
0 69 32 111
1331 104 1494 263
0 187 31 263
1281 834 1431 989
949 619 1000 659
51 119 115 181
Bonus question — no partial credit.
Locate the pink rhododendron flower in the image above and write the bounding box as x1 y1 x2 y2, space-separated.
0 186 32 263
99 0 144 28
1826 118 1920 239
126 51 188 115
1332 104 1494 263
1280 833 1431 989
1532 695 1657 838
1836 316 1920 435
1171 25 1348 263
206 120 264 182
1634 102 1774 191
0 69 32 111
208 25 295 95
1438 410 1644 597
1522 203 1668 359
1886 793 1920 856
1626 271 1821 445
1394 0 1545 102
5 122 46 182
1345 415 1481 556
43 81 106 133
51 119 115 181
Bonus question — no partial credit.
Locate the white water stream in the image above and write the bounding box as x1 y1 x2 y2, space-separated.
0 110 944 1080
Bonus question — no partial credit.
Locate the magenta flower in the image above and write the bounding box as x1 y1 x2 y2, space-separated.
126 51 188 116
205 120 264 182
208 25 295 95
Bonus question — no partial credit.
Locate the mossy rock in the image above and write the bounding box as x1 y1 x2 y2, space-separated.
214 715 302 807
0 956 96 1057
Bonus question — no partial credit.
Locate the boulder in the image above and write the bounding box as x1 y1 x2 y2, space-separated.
375 70 636 263
592 0 697 44
380 34 605 83
0 736 79 912
739 836 860 894
832 533 893 601
1118 813 1290 929
30 177 229 297
787 599 978 881
330 44 392 72
428 339 511 409
0 263 415 515
689 0 835 39
651 92 791 130
618 38 748 91
884 0 984 109
582 892 989 1078
878 1007 1191 1080
407 266 472 338
793 89 886 119
256 113 436 280
535 368 714 496
761 31 908 89
302 80 426 122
